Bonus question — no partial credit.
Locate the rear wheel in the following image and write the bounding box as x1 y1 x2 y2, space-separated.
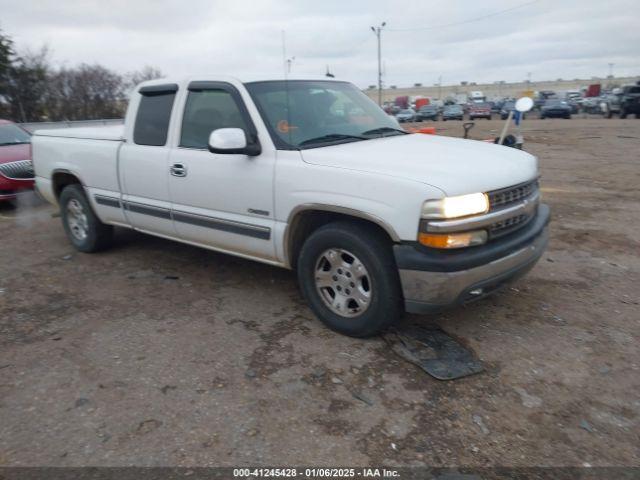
59 184 113 252
297 222 403 337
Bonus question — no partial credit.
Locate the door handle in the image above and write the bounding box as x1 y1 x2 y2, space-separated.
170 163 187 177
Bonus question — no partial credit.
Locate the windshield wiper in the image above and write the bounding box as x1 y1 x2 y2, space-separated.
361 127 408 137
298 133 367 147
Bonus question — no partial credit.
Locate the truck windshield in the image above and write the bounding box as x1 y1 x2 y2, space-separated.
245 80 404 149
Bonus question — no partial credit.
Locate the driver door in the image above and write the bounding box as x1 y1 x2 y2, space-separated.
167 81 276 261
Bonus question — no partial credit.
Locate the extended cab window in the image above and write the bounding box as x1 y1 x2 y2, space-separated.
133 88 177 146
181 89 249 149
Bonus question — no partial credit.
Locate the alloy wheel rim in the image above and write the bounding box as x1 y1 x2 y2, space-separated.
67 198 88 241
314 248 372 318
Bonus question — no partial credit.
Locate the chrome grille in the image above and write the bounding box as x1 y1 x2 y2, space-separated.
0 159 34 180
488 180 538 210
489 213 532 238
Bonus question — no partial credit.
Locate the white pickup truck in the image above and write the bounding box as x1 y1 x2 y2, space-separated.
33 76 549 337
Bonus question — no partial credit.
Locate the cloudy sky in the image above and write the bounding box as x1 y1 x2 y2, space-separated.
1 0 638 88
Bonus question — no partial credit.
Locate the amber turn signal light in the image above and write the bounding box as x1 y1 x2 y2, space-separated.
418 230 488 249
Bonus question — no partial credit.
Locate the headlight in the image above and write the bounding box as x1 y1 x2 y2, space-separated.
421 193 489 219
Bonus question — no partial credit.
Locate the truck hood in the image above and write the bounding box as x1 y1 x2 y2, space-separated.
300 133 538 196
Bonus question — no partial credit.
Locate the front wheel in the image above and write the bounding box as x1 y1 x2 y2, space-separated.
297 222 404 337
59 184 113 252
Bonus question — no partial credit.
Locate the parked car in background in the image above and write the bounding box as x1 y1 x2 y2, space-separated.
442 104 464 121
499 100 528 120
468 103 492 120
617 83 640 118
414 98 429 111
415 105 439 121
534 90 556 110
601 90 625 118
0 120 34 202
567 100 580 114
565 90 582 103
396 108 416 123
540 99 572 119
32 75 548 337
580 96 604 114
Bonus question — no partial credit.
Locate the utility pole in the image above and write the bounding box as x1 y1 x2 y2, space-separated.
371 22 386 106
438 75 442 100
608 63 614 78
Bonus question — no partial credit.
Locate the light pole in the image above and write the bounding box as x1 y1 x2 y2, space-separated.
371 22 386 106
608 63 614 78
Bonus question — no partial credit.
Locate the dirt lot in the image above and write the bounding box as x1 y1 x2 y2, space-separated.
0 117 638 468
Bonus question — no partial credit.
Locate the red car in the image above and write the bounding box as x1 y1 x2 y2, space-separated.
468 103 492 120
0 120 34 201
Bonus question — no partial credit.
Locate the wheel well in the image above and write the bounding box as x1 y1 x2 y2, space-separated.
52 172 82 199
286 209 395 270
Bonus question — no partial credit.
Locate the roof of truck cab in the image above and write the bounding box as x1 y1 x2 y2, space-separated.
136 75 349 90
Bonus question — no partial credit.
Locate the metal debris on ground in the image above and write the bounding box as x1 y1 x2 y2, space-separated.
384 323 484 380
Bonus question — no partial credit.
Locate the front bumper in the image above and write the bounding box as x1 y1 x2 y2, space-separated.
394 204 550 314
0 176 34 201
542 110 571 117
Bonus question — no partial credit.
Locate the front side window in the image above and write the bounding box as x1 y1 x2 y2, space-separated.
133 91 176 146
180 89 249 149
245 80 403 149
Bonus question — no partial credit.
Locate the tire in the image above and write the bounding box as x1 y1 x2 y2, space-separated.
297 221 404 337
59 184 113 253
620 108 627 119
540 115 545 120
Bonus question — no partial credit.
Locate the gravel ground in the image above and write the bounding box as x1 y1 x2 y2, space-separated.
0 117 638 468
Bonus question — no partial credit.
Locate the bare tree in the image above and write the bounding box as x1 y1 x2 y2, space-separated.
124 65 164 93
45 64 127 120
5 47 50 122
1 28 164 122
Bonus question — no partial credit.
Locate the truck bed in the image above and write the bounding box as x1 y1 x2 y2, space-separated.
32 126 125 221
33 125 125 141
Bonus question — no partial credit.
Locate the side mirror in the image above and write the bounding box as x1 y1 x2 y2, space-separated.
208 128 261 156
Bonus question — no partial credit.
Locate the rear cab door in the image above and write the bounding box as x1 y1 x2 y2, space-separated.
118 83 179 236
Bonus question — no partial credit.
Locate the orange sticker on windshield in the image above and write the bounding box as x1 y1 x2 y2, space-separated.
277 120 298 133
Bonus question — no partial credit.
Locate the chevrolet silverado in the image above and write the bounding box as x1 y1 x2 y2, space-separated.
32 76 549 337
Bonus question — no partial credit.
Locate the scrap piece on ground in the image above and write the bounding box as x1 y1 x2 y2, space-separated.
384 323 484 380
